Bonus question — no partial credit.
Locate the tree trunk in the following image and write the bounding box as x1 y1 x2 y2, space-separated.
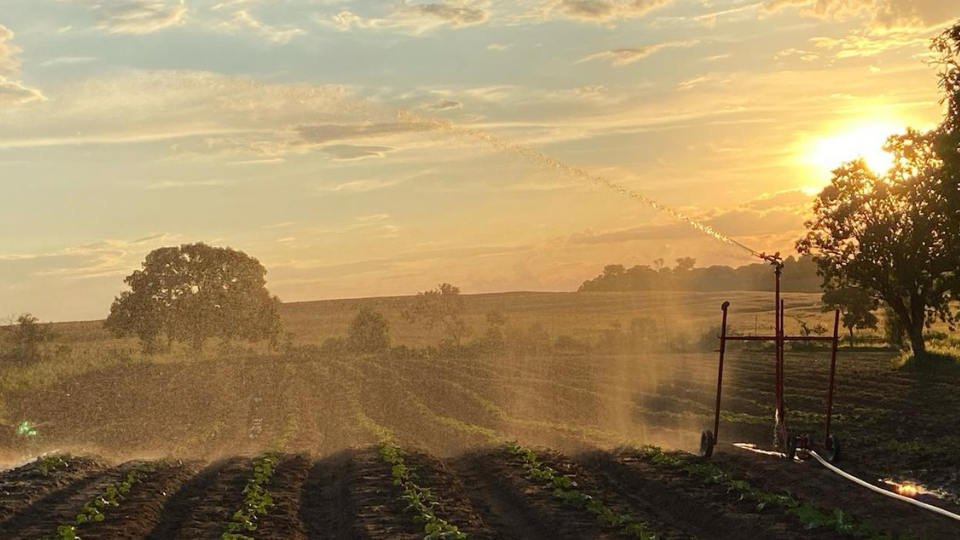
906 321 926 356
907 293 927 356
848 327 855 348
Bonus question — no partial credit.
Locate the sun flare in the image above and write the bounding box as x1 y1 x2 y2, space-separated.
806 123 900 176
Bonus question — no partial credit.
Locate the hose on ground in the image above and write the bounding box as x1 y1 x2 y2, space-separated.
808 450 960 523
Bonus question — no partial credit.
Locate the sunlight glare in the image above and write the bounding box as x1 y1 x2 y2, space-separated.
806 123 899 176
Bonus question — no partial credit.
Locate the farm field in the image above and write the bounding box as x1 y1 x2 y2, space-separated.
1 291 959 539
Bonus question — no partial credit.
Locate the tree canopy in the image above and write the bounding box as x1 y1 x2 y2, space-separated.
578 256 821 293
797 130 959 355
347 308 391 354
403 283 468 347
105 243 281 351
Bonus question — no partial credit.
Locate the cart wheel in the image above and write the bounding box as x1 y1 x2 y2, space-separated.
796 434 811 460
824 435 841 463
700 430 715 458
785 434 798 461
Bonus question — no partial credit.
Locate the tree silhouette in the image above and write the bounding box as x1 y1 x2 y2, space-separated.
105 243 281 352
3 313 56 364
347 307 391 354
403 283 468 347
797 131 959 355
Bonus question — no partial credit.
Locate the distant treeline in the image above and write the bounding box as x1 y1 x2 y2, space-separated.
578 256 822 293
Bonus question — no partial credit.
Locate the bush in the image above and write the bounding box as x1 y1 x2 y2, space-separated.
893 349 960 372
347 308 391 354
3 314 56 364
320 337 347 357
555 335 591 355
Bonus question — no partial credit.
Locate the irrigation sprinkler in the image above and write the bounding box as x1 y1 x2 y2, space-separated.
699 252 843 462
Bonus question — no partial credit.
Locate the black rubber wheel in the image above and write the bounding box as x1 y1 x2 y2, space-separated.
824 435 841 463
700 430 715 458
785 434 798 461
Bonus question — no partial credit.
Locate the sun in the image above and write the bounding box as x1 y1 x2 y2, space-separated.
805 122 899 176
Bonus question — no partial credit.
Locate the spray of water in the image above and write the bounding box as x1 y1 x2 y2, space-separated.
398 111 762 258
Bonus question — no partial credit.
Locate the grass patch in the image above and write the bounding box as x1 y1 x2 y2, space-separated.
892 349 960 372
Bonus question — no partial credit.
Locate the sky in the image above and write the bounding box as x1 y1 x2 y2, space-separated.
1 0 959 321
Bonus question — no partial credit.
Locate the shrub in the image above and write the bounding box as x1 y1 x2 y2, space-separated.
555 334 591 355
347 308 391 354
3 314 57 364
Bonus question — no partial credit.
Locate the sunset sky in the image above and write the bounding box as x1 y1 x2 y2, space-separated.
1 0 959 321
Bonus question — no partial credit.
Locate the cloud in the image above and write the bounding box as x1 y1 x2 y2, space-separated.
296 122 431 144
39 56 99 67
144 179 234 190
328 1 490 34
579 40 699 66
763 0 960 28
0 23 46 104
220 9 306 43
0 71 355 150
487 43 512 51
0 23 21 77
811 26 934 58
568 190 812 246
540 0 673 24
79 0 188 34
432 99 463 110
320 144 393 160
0 78 46 105
314 169 432 194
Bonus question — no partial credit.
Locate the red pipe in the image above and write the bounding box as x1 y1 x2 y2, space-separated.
713 301 730 444
824 308 841 448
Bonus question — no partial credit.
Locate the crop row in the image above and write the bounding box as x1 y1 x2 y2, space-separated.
402 391 665 540
42 463 154 540
508 443 662 540
348 384 469 540
221 453 281 540
636 447 918 540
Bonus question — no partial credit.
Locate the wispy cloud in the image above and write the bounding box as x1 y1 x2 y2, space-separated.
763 0 958 28
40 56 99 67
0 22 46 104
76 0 188 34
328 1 490 35
145 179 234 190
320 144 393 160
219 9 306 44
579 40 699 65
537 0 673 24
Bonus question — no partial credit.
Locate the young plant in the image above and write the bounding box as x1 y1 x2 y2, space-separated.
41 463 154 540
636 446 917 540
506 443 660 540
221 453 281 540
379 442 468 540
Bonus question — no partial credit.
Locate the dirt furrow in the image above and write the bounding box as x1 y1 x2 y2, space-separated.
142 458 247 540
453 450 615 540
604 451 846 540
76 460 201 540
0 456 105 527
0 464 132 540
256 454 311 540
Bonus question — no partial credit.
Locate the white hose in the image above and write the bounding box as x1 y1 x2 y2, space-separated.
808 450 960 523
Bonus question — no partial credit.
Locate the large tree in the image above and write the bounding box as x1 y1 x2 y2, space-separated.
403 283 468 347
797 130 959 355
105 243 281 352
799 23 960 356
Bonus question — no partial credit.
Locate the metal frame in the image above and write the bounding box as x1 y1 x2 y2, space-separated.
701 253 843 461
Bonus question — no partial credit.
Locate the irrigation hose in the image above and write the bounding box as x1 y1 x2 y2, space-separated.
807 450 960 523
